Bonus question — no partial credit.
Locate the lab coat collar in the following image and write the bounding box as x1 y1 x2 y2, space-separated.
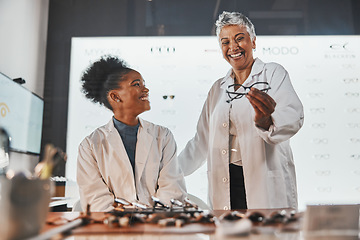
250 58 265 76
135 118 153 183
220 58 265 90
104 119 135 177
220 69 234 90
103 118 153 184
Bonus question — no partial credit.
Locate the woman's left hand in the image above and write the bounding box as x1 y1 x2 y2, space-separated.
246 88 276 130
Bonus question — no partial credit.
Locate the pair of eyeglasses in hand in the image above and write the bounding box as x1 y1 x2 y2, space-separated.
226 82 271 103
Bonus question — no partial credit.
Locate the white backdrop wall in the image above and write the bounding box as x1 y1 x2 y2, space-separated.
0 0 49 171
0 0 48 98
67 36 360 210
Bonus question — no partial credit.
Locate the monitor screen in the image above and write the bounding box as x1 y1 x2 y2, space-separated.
0 72 44 155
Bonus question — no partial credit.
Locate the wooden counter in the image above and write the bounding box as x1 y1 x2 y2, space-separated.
37 209 310 240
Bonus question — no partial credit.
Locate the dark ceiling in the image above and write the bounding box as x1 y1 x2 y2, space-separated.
143 0 359 35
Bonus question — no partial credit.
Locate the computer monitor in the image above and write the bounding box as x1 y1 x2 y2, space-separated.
0 72 44 157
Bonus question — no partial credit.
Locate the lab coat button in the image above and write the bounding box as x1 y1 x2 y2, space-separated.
222 177 227 182
221 149 227 155
222 123 227 128
223 206 229 210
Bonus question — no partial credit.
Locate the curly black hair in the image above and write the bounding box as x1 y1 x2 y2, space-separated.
81 55 132 110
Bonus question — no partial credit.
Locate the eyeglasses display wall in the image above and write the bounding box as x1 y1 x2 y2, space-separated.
67 36 360 210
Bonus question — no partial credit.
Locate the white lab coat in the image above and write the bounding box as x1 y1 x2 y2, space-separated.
77 118 187 212
179 58 304 210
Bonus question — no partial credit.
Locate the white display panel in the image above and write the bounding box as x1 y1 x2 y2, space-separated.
0 72 44 155
67 36 360 210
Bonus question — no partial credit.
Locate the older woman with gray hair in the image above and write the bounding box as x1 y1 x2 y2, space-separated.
179 11 304 210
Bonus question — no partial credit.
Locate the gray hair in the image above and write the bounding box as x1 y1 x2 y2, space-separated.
215 11 256 40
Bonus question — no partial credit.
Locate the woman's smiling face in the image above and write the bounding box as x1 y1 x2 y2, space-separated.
114 70 150 116
219 25 256 71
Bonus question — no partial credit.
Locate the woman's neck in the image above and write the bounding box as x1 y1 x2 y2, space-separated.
113 112 139 126
232 58 255 85
233 67 252 85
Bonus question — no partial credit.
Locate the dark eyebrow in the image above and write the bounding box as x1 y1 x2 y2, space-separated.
220 32 246 41
131 79 141 84
235 33 246 38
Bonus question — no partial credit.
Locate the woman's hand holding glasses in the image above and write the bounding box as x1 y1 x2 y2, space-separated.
246 88 276 131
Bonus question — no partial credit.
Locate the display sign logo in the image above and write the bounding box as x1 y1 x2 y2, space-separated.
329 42 348 50
262 46 299 55
0 102 10 118
150 46 176 54
325 42 356 58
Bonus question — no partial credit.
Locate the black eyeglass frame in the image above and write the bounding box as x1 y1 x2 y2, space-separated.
226 81 271 103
